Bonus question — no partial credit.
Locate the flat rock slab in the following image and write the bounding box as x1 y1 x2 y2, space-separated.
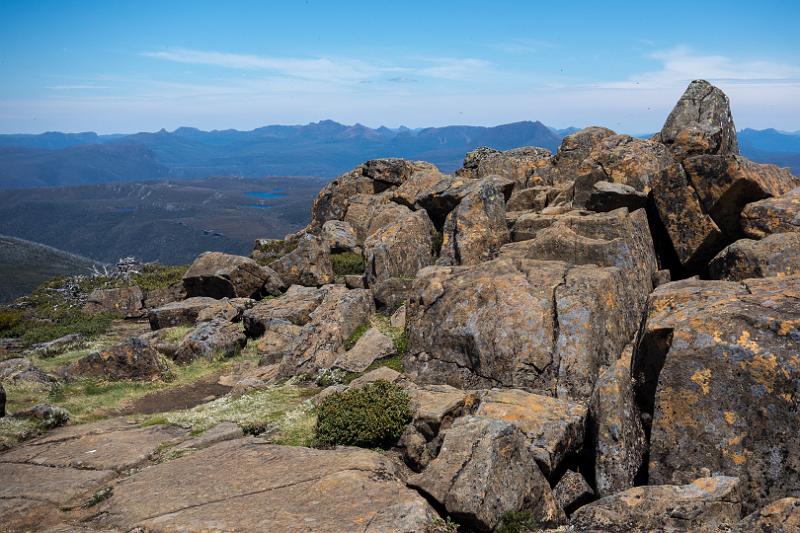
0 462 114 505
93 439 437 532
1 422 188 471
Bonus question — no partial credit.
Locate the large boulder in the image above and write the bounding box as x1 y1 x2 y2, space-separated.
737 497 800 532
588 344 647 497
183 252 284 299
321 220 358 252
173 319 247 364
364 206 436 287
332 327 396 373
438 177 510 266
409 416 565 531
633 276 800 511
70 337 171 380
570 476 742 532
82 286 144 318
741 187 800 238
242 285 330 337
270 234 334 287
308 166 378 228
148 297 237 330
709 233 800 280
658 79 739 160
415 174 514 229
474 388 587 476
553 470 595 515
550 126 616 181
458 146 555 189
407 208 657 401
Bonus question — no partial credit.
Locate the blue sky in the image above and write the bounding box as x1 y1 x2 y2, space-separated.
1 0 799 133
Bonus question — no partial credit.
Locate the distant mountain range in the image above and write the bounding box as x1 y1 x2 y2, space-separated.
0 235 103 303
0 121 796 189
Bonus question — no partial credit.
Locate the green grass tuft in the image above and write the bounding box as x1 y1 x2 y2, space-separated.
343 322 370 350
131 264 188 292
495 510 539 533
330 252 365 276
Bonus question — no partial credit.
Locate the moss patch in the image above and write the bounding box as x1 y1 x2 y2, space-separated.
131 264 188 292
330 252 365 276
343 322 370 350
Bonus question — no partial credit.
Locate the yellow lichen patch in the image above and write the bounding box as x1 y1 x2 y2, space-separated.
777 320 800 336
727 434 743 446
741 353 781 393
724 449 747 465
690 368 712 395
692 476 726 493
654 387 703 437
737 330 761 353
723 411 736 425
780 392 793 403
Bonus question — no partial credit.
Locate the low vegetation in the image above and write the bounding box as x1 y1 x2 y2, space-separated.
330 251 364 276
495 510 539 533
129 263 188 291
314 380 411 448
253 238 298 266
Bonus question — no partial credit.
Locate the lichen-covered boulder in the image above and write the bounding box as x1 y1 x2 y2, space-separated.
741 187 800 238
709 233 800 280
270 233 334 287
589 344 646 497
83 286 144 318
553 470 594 515
183 252 284 299
438 177 510 266
332 327 395 373
737 497 800 532
308 166 377 228
364 206 436 287
321 220 358 252
173 319 247 363
70 337 171 380
551 126 616 180
474 388 587 476
415 174 514 229
409 416 565 531
458 146 554 189
570 476 742 532
633 276 800 511
658 79 739 160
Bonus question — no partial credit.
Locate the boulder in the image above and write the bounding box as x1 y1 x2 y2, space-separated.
589 345 646 497
173 319 247 364
308 166 379 228
321 220 358 252
416 174 514 229
270 234 334 287
91 440 439 532
506 185 564 212
553 470 594 515
583 180 648 213
242 285 330 337
658 79 739 160
437 177 510 266
343 193 405 243
0 358 55 390
183 252 284 299
333 327 395 373
279 286 374 375
254 321 303 365
409 416 565 531
26 333 84 358
474 388 587 476
737 497 800 532
458 146 555 188
633 276 800 511
11 404 69 429
82 286 144 317
709 233 800 280
142 281 186 309
250 237 299 266
370 277 415 311
741 187 800 238
364 206 436 286
571 476 742 532
361 157 421 186
390 304 406 330
70 337 171 380
347 366 403 389
407 208 657 401
551 126 616 180
148 297 237 330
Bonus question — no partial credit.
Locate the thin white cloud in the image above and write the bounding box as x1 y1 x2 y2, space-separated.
597 46 800 89
47 85 111 90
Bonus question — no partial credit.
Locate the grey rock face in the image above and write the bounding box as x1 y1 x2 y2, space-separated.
270 234 334 287
409 416 565 532
83 286 144 318
364 207 436 286
741 187 800 238
148 296 236 330
333 327 396 373
658 79 739 159
553 470 594 515
173 319 247 363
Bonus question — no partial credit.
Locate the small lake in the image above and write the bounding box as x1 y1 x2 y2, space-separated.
244 189 287 200
244 204 273 209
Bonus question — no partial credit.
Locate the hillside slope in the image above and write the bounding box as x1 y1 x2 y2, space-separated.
0 235 103 302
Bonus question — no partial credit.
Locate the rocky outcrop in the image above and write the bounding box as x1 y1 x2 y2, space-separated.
82 286 144 317
438 177 510 266
148 296 237 330
409 416 565 531
70 337 171 380
406 208 657 401
741 187 800 238
0 358 55 390
364 206 436 287
321 220 358 252
183 251 284 299
709 232 800 280
658 79 739 159
737 497 800 531
269 234 334 287
173 319 247 363
571 476 742 532
633 276 800 511
553 470 594 515
588 345 646 497
458 146 554 189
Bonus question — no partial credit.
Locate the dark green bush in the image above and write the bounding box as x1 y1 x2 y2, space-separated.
330 252 365 276
0 309 23 335
495 510 538 533
19 312 114 345
314 380 412 448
